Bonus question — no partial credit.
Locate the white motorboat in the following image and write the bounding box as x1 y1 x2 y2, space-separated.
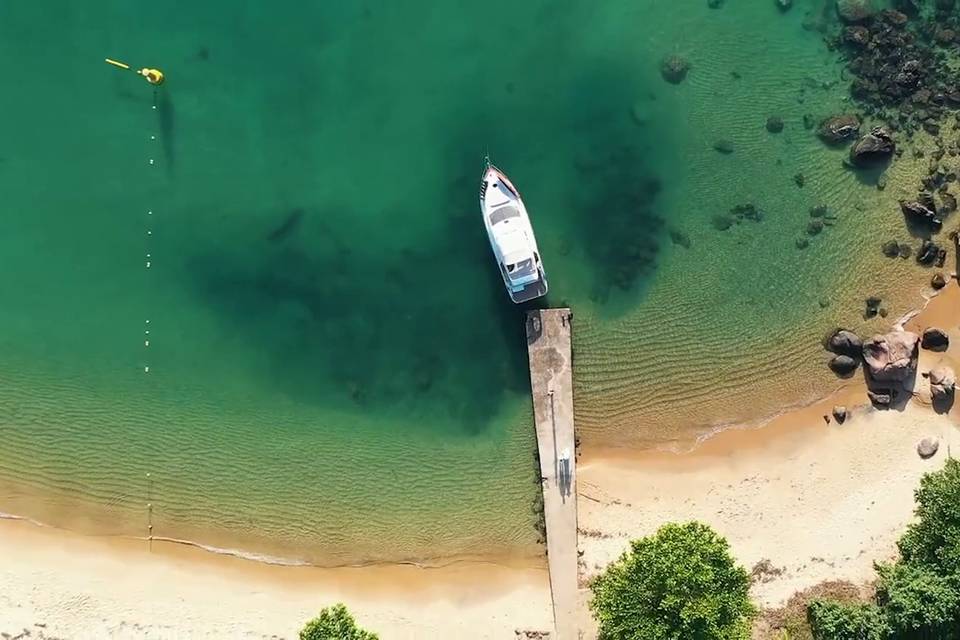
478 158 548 304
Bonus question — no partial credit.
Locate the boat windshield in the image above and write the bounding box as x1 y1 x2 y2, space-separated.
506 258 535 278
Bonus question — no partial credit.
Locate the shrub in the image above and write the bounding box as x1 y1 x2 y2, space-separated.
807 600 887 640
299 603 378 640
876 562 960 639
589 521 755 640
898 458 960 577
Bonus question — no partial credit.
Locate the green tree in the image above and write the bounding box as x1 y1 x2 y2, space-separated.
589 521 755 640
876 562 960 639
898 458 960 578
299 603 379 640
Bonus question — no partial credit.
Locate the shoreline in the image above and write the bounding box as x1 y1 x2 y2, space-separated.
0 285 955 638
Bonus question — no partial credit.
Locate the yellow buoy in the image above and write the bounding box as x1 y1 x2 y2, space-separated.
139 68 165 86
105 58 165 85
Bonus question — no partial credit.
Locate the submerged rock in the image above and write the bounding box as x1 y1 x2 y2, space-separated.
931 273 947 289
818 114 861 143
917 437 940 459
837 0 876 24
776 0 793 11
713 139 735 154
843 26 871 47
850 127 895 166
711 214 734 231
882 239 900 257
807 220 824 236
863 330 919 382
766 116 785 133
661 55 691 84
829 355 859 376
921 327 949 351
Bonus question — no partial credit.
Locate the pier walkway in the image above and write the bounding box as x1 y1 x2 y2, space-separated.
525 308 578 640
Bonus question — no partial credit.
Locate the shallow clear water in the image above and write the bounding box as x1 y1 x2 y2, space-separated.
0 0 935 564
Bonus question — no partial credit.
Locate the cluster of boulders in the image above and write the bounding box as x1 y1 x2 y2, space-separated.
824 327 923 407
825 323 956 412
834 6 960 137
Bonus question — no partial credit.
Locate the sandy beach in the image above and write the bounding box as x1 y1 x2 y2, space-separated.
1 288 956 638
0 517 554 639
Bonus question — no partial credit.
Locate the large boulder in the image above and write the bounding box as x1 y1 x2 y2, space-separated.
837 0 876 23
922 328 950 351
900 197 943 231
818 114 861 143
827 329 863 357
829 355 859 376
930 366 956 401
862 331 920 382
850 127 895 166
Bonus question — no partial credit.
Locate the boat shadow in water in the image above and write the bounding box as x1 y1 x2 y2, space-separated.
185 201 530 435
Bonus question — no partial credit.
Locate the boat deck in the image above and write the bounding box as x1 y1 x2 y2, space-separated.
525 308 578 640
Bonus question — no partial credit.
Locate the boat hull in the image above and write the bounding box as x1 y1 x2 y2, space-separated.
479 162 548 304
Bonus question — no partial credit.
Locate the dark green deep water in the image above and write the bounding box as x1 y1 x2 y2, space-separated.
0 1 929 564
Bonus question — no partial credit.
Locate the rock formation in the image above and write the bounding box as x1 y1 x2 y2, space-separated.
862 330 919 382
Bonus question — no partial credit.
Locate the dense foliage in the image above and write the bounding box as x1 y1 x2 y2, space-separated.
299 604 379 640
807 459 960 640
807 600 887 640
589 521 755 640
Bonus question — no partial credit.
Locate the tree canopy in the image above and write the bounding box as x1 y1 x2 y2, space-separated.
299 603 379 640
589 521 755 640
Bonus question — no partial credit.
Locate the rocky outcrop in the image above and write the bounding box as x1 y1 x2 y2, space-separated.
849 127 895 166
829 355 859 376
827 329 863 357
921 328 950 351
837 0 876 23
661 56 691 84
862 331 919 382
917 437 940 459
931 273 947 289
818 115 861 143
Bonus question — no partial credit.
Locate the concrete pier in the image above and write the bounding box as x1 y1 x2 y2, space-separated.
525 308 578 640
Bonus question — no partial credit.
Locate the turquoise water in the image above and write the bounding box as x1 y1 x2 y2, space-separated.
0 1 934 563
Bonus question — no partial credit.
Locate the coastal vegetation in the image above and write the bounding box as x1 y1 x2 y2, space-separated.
761 458 960 639
589 521 755 639
299 604 378 640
